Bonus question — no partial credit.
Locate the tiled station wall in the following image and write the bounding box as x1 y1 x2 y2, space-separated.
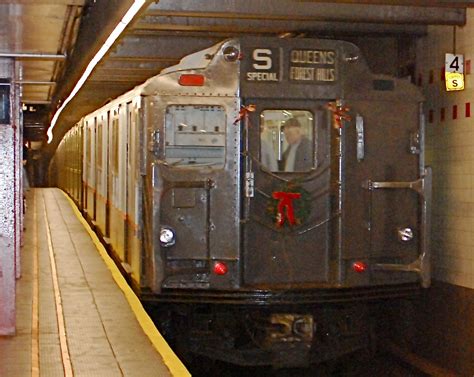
412 10 474 376
417 15 474 290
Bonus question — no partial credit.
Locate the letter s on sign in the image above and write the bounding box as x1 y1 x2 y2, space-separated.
252 49 272 70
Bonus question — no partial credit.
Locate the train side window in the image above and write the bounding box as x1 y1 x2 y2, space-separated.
97 117 102 168
164 105 226 169
260 110 314 172
85 122 91 166
85 122 92 181
112 114 119 174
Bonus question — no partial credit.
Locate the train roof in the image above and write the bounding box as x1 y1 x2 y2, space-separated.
81 36 423 122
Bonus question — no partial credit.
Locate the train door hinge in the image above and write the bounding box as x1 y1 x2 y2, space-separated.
245 172 255 198
356 114 365 161
148 129 160 157
409 131 421 154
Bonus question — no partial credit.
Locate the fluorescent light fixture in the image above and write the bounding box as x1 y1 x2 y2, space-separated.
47 0 146 144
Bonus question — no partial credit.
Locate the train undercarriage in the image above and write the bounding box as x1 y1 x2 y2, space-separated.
143 285 419 368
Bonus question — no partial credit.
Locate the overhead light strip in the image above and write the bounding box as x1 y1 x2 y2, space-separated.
47 0 147 144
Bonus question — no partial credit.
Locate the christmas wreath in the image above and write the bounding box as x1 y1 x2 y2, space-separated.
267 182 312 228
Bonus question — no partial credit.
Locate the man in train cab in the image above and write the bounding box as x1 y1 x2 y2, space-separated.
281 117 312 172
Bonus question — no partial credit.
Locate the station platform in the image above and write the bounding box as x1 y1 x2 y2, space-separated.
0 188 189 377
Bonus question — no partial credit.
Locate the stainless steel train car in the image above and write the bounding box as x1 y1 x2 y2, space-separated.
51 37 431 368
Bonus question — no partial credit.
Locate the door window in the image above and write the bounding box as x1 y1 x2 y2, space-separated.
260 110 314 172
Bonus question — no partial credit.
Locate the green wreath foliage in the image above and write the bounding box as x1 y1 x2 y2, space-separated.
267 182 312 227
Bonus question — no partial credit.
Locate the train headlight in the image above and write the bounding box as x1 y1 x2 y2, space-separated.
160 227 176 247
223 46 240 62
398 227 414 242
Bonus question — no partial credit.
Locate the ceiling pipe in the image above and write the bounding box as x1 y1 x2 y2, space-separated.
0 53 66 60
15 81 56 85
22 100 52 104
148 0 467 26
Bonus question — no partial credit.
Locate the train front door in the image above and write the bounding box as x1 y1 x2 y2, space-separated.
242 99 333 286
345 100 428 286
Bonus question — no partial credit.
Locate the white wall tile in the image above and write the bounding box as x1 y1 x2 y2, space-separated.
420 10 474 289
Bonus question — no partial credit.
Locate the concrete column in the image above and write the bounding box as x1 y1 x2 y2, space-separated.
0 59 20 335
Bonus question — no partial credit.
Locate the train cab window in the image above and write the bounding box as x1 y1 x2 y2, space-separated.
164 105 226 169
260 110 314 172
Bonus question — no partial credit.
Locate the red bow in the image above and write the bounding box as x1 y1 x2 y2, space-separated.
272 191 302 227
233 104 256 125
326 102 351 129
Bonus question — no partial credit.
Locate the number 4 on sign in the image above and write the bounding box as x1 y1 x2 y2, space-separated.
445 53 465 92
450 56 460 71
446 53 464 73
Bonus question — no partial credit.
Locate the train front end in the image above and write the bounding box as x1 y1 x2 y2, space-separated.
142 38 430 367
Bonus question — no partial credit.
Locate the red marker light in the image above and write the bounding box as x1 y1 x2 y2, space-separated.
178 74 205 86
213 262 228 275
352 261 367 273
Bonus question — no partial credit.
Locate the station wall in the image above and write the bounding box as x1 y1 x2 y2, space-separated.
413 10 474 375
418 11 474 290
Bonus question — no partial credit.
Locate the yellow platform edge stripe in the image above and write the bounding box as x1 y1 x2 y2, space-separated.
62 191 191 377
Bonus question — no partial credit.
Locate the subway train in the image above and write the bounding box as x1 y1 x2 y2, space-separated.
50 37 431 368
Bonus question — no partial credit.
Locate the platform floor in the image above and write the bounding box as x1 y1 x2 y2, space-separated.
0 188 189 377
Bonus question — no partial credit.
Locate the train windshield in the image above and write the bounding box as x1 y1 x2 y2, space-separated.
260 110 314 172
164 104 226 168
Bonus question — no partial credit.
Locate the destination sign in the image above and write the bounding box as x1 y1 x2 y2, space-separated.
245 48 280 82
242 47 337 83
289 49 337 83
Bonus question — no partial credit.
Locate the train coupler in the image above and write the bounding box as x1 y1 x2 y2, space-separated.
264 313 314 367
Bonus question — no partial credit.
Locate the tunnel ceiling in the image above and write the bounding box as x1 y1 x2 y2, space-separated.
3 0 473 152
